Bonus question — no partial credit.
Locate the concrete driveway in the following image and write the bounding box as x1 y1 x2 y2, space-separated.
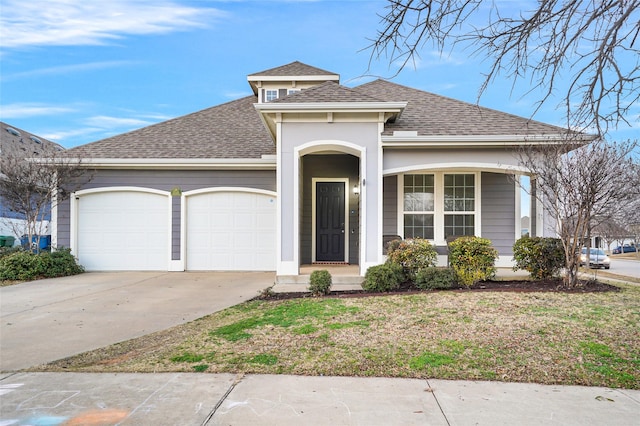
0 272 275 371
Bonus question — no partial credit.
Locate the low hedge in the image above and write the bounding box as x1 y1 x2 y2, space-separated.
0 248 84 281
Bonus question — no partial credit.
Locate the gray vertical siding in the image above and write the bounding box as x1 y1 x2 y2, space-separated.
172 196 181 260
481 172 516 255
57 169 277 251
383 175 398 236
301 154 360 265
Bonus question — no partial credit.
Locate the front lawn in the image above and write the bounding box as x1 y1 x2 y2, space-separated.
39 284 640 389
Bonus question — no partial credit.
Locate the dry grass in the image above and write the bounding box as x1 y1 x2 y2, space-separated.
38 284 640 389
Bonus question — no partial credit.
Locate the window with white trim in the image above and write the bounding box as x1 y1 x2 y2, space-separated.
400 172 478 243
288 89 300 95
265 89 278 102
443 174 475 237
403 174 434 239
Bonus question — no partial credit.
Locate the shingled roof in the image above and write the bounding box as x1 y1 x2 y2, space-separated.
64 96 274 159
354 79 570 136
272 81 385 104
1 122 63 159
248 61 338 78
62 63 582 161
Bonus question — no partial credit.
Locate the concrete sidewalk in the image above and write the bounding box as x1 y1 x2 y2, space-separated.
1 372 638 425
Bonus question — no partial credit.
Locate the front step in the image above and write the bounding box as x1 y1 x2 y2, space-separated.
275 275 364 285
274 274 364 292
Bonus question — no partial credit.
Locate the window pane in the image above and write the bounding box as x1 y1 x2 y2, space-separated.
444 214 474 238
404 214 434 239
404 174 434 212
444 174 475 212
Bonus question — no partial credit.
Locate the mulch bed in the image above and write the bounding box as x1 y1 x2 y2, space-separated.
261 278 620 301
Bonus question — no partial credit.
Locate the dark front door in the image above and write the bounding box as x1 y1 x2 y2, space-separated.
316 181 345 262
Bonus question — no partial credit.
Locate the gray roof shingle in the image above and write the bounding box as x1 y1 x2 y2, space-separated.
272 81 385 103
354 79 570 136
64 96 274 159
61 65 581 161
1 122 63 159
249 61 338 78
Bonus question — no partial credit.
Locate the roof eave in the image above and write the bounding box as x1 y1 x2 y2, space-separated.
31 157 277 170
381 133 597 147
255 101 407 112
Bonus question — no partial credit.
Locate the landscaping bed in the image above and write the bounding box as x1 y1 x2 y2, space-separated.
264 278 620 301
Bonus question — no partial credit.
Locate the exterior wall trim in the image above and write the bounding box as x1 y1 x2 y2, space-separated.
290 140 366 276
51 158 277 170
384 162 530 175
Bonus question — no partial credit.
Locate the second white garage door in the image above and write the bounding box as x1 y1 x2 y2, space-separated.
186 190 276 271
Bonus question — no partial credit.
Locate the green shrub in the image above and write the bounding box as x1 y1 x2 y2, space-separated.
363 263 404 292
0 248 84 281
309 269 332 296
448 236 498 287
386 238 437 280
512 236 565 279
0 246 22 259
0 250 38 280
415 267 458 290
42 248 85 278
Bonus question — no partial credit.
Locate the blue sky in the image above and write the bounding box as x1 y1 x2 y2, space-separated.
1 0 637 149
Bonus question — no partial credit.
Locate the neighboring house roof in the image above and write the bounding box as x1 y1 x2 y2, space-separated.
272 81 385 103
354 79 571 137
248 61 338 78
1 122 64 178
64 96 275 160
1 122 63 159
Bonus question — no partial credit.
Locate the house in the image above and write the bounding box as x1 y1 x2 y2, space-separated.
1 122 63 246
54 61 589 280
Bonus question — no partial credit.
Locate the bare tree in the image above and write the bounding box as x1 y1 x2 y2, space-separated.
368 0 640 136
517 139 639 287
616 191 640 259
0 150 91 252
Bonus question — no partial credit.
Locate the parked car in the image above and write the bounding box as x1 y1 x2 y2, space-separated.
612 245 637 254
580 248 611 269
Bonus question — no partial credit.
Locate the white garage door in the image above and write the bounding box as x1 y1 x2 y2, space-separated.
77 191 170 271
186 191 276 271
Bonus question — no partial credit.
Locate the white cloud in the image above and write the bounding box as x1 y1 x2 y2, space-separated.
1 61 138 81
0 0 225 49
394 51 466 70
84 115 153 128
42 127 105 143
223 91 252 99
0 102 76 118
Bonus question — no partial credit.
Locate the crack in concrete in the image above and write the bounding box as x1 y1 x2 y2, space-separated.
202 373 245 425
427 379 451 426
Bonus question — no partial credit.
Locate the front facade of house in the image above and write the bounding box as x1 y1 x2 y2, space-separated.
54 62 577 278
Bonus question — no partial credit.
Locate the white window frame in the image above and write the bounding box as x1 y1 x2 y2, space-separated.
397 172 481 245
402 174 435 240
265 89 278 102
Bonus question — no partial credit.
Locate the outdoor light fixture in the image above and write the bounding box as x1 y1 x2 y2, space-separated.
353 184 360 195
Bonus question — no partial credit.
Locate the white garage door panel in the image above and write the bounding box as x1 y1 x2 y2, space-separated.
186 191 276 271
78 191 169 271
